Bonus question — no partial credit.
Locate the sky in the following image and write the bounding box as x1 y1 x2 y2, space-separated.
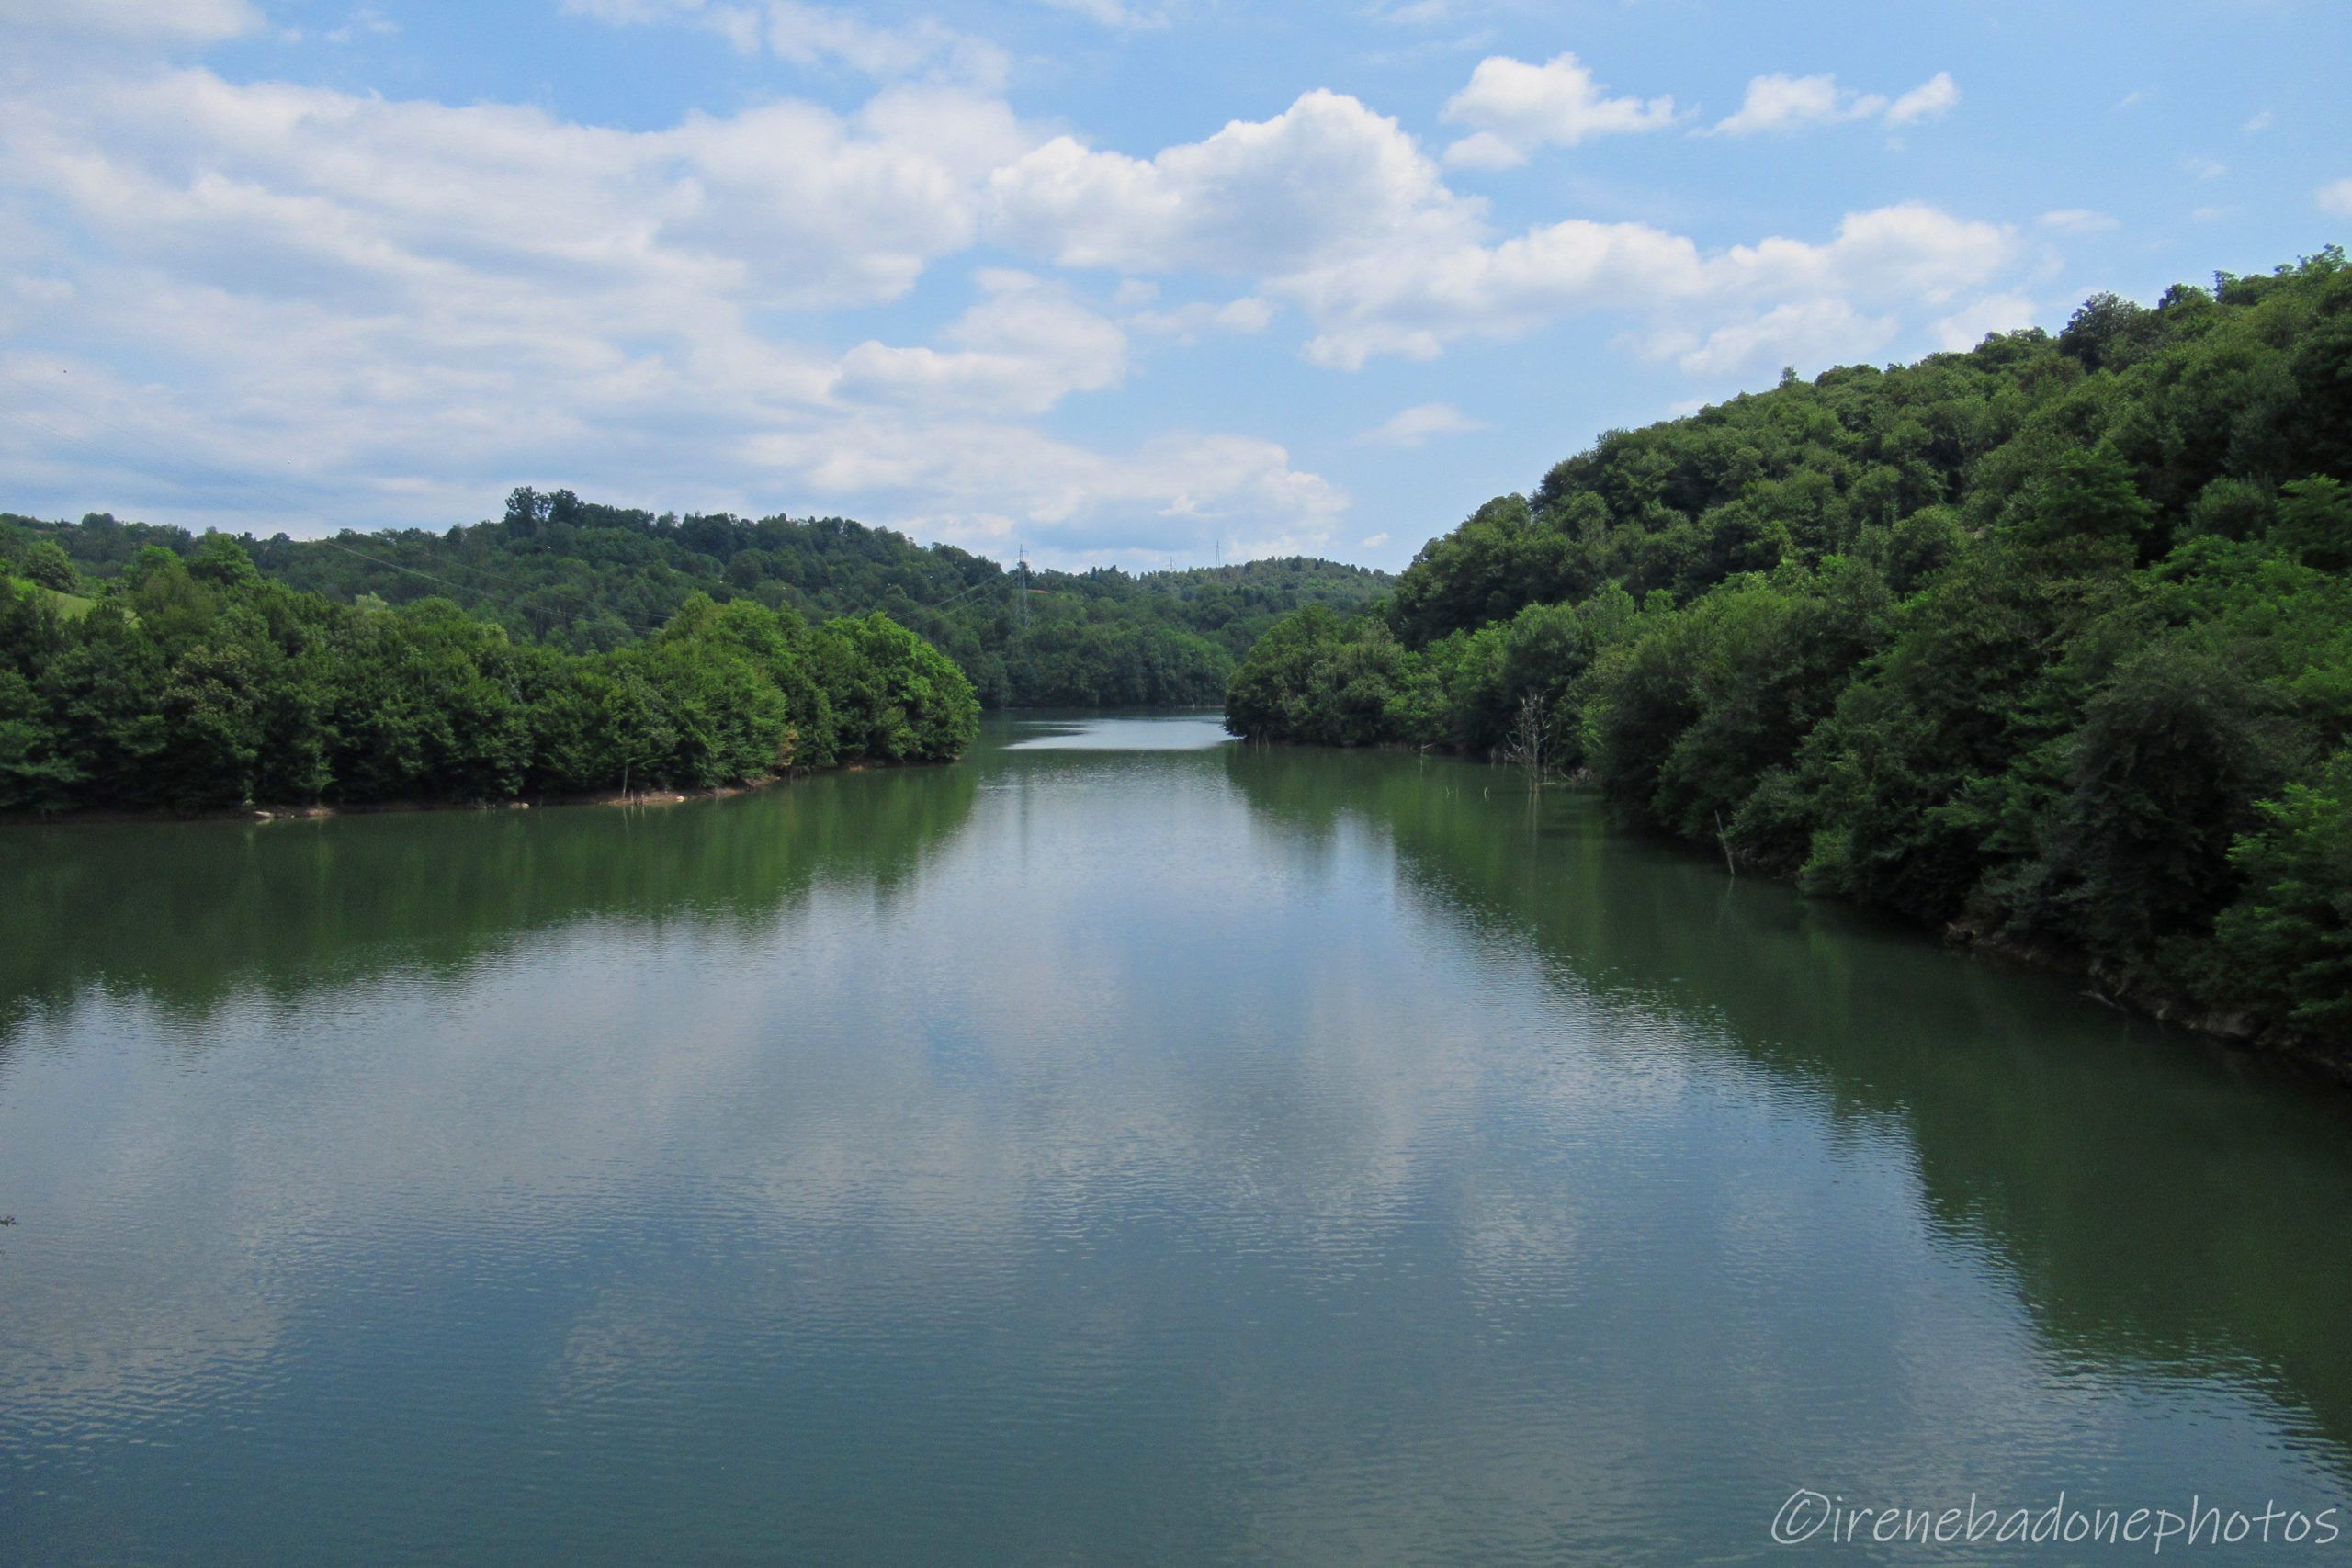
2 1 2347 572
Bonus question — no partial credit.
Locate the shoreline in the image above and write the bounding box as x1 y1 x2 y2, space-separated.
1242 738 2352 1086
1940 919 2351 1087
0 756 950 829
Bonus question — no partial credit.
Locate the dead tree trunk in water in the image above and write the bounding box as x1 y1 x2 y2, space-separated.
1502 693 1553 786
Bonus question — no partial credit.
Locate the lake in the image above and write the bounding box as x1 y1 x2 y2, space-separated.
4 712 2349 1564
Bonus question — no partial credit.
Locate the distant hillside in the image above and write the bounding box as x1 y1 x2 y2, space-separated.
2 498 1390 707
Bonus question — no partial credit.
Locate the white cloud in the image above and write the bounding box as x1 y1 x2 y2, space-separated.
834 272 1125 414
745 421 1346 561
0 41 2032 565
1929 291 2036 352
323 6 401 45
987 89 1476 276
4 68 1028 312
1711 73 1883 135
2037 208 2118 232
1039 0 1167 28
1285 201 2017 369
1883 72 1960 127
1126 296 1276 341
1664 299 1895 378
0 0 262 45
2316 177 2352 218
1710 70 1956 136
561 0 1008 85
1357 402 1485 447
1439 53 1677 170
990 90 2016 370
2182 155 2227 182
1359 531 1391 547
0 62 1339 559
2244 109 2274 133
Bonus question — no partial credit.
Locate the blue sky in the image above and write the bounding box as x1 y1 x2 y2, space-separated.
3 0 2346 571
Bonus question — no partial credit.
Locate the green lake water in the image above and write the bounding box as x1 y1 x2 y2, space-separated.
3 712 2349 1563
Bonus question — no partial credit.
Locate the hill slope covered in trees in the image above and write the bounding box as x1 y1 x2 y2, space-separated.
1226 250 2352 1057
0 535 978 814
6 501 1388 710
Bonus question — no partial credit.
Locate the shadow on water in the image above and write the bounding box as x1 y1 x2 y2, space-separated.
1224 740 2352 1463
0 762 981 1043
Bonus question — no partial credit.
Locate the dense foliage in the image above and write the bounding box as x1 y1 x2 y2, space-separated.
1226 251 2352 1049
7 498 1387 709
0 535 978 813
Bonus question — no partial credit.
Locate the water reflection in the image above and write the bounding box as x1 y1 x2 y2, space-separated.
1001 708 1235 750
0 759 978 1037
1224 742 2352 1460
1 720 2346 1566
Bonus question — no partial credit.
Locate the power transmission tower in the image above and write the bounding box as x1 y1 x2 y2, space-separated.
1015 545 1028 630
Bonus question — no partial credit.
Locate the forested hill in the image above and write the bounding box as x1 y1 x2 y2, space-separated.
5 500 1389 709
0 530 979 816
1225 249 2352 1057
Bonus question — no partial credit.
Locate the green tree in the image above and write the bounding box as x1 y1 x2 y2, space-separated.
21 540 78 592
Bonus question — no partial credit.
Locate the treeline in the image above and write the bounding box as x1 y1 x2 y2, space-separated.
1227 250 2352 1051
8 499 1388 709
0 535 978 813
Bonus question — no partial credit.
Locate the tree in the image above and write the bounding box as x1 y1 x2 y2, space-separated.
2212 749 2352 1033
21 540 77 592
1501 692 1554 781
1221 250 2352 1048
2274 477 2351 571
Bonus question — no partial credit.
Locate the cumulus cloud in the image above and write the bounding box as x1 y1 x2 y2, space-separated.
1929 292 2037 352
1357 403 1485 446
2037 208 2118 232
835 271 1125 413
987 90 1475 276
1285 201 2016 369
2322 177 2352 217
1039 0 1168 28
1710 70 1958 136
0 0 262 46
1125 296 1276 341
4 67 1028 312
989 89 2014 370
744 421 1346 561
1883 72 1961 126
1440 52 1677 170
1 36 2030 564
0 60 1340 559
561 0 1008 85
1660 299 1895 378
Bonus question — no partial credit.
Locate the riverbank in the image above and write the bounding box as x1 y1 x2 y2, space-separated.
0 762 946 828
1317 747 2352 1086
1945 917 2352 1086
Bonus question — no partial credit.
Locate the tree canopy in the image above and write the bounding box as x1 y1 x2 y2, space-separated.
0 537 978 813
1225 249 2352 1053
6 500 1387 710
